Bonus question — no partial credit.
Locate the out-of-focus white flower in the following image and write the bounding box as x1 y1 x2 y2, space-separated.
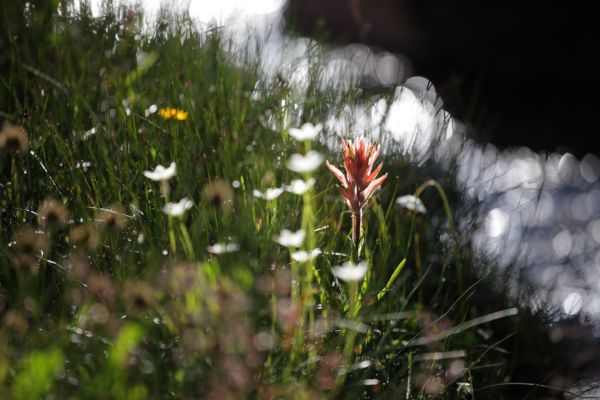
286 151 323 173
207 242 240 254
456 382 473 396
362 379 380 386
162 197 193 217
289 122 322 141
396 194 427 214
274 229 306 248
352 360 372 370
253 187 284 200
291 248 322 262
285 178 316 195
332 261 367 282
144 162 176 181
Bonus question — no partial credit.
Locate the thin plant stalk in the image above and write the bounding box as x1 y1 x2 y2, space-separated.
178 221 195 259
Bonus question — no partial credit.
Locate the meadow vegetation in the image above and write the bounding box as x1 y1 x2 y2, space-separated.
0 2 569 398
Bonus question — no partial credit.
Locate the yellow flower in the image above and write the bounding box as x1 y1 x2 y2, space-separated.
158 107 188 121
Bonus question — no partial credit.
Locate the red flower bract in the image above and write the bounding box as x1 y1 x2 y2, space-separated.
326 137 388 246
326 137 388 214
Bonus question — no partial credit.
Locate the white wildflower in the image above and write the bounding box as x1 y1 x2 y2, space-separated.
362 379 379 386
456 382 473 396
274 229 306 248
332 261 367 282
289 122 322 141
352 360 372 370
286 151 323 173
291 248 322 262
207 242 240 254
253 187 284 200
396 194 427 214
143 162 176 181
285 178 316 195
162 197 193 217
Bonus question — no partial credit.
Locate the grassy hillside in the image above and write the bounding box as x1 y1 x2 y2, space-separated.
0 2 570 399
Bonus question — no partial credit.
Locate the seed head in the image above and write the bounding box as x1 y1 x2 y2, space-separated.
201 179 234 213
12 227 50 256
68 224 100 251
97 203 127 231
123 281 157 311
87 274 116 308
37 198 70 230
0 124 29 155
3 311 29 335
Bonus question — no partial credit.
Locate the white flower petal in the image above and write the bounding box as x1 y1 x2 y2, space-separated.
253 187 285 200
274 229 306 248
207 242 240 254
286 151 323 173
291 248 322 262
285 178 316 195
289 122 323 141
396 195 427 214
143 162 177 181
162 197 193 217
332 261 367 282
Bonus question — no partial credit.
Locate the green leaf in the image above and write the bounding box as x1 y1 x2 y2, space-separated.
109 324 144 368
12 348 64 400
376 258 407 301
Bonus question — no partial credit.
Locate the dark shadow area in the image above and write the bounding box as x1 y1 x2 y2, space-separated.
284 0 600 157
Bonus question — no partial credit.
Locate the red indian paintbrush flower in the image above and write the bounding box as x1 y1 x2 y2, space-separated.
326 137 388 246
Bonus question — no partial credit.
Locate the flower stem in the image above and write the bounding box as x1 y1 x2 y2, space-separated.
167 216 177 255
351 208 362 257
178 221 195 259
